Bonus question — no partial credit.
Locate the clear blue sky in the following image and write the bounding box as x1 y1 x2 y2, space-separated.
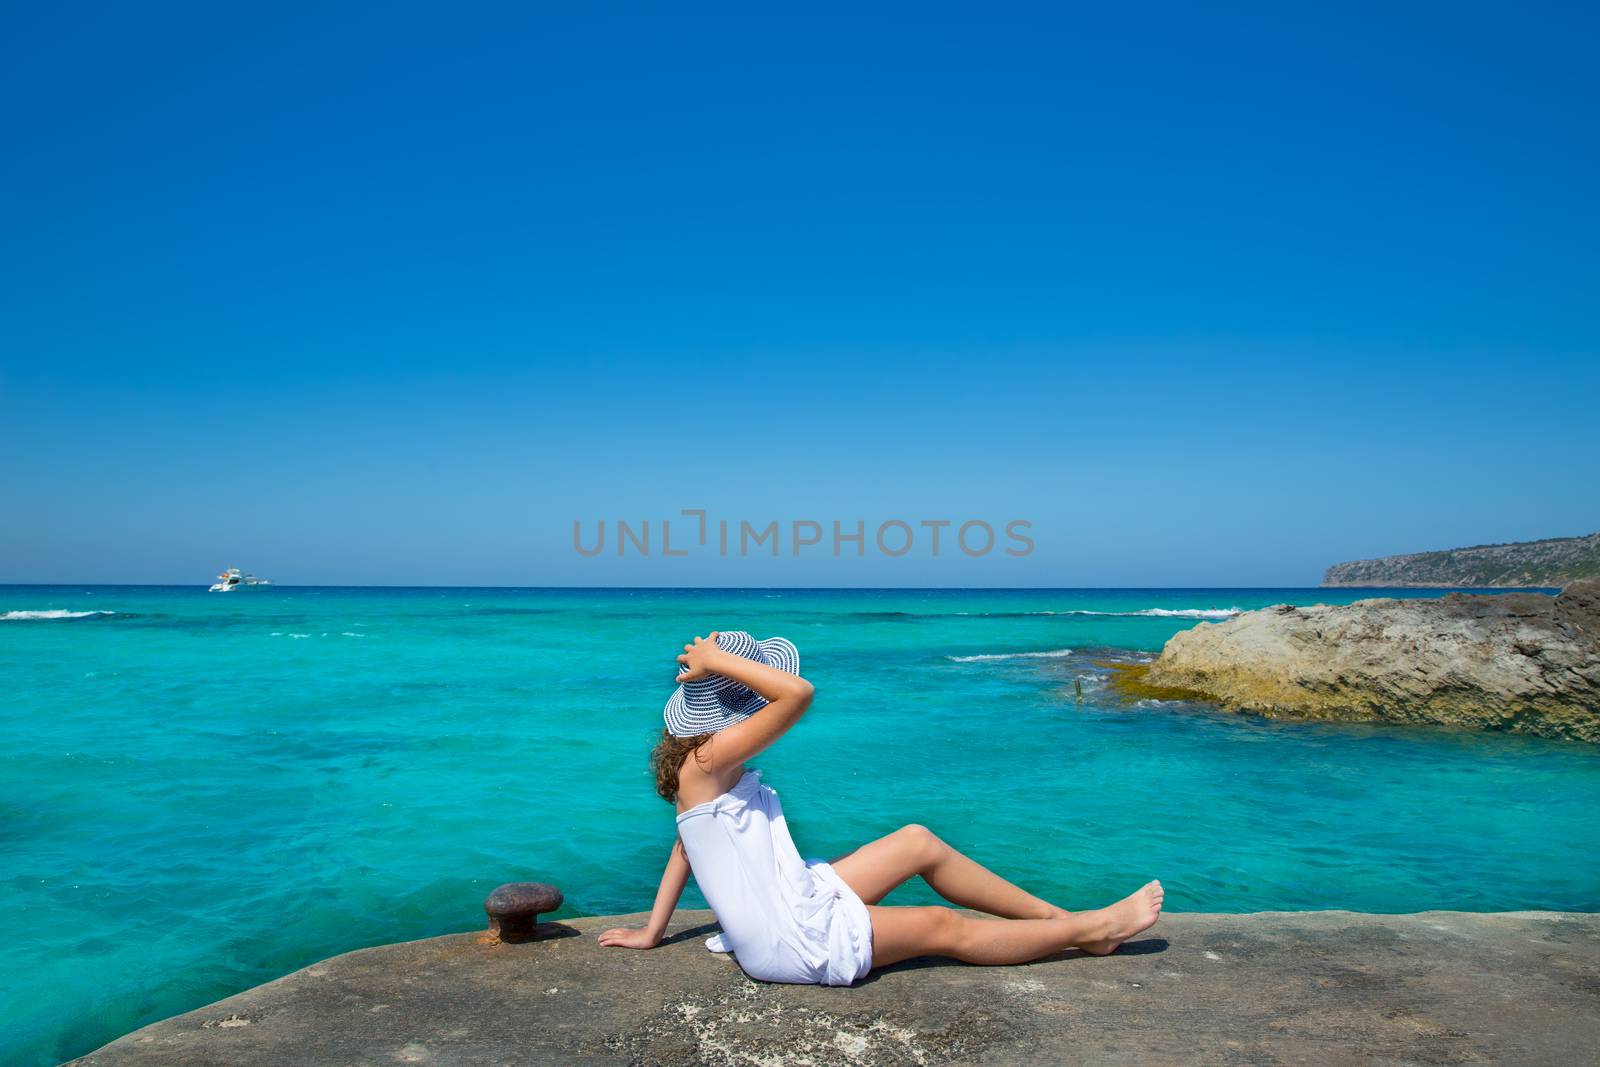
2 2 1596 586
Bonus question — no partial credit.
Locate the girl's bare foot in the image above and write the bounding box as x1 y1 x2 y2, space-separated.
1077 880 1163 956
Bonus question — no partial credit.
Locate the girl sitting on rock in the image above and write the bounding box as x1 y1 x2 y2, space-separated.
597 630 1163 985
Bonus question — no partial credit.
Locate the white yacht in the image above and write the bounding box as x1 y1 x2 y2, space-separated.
208 567 272 592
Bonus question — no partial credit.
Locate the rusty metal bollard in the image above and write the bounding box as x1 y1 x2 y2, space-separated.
484 882 563 943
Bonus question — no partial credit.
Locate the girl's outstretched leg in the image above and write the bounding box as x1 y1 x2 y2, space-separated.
865 881 1163 969
830 823 1062 919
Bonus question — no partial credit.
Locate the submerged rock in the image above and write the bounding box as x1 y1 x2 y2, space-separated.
1136 579 1600 741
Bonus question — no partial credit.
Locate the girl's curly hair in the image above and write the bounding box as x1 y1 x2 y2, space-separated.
650 728 716 803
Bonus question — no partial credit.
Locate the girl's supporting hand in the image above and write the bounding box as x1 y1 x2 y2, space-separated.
675 632 725 681
597 925 662 950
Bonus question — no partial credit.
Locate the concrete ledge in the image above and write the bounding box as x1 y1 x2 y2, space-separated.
73 910 1600 1066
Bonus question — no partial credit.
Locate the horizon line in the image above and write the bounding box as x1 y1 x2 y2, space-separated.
0 582 1562 592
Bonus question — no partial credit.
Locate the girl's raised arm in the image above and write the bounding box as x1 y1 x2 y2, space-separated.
675 632 815 770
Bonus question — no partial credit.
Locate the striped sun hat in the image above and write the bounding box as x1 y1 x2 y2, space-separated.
663 630 800 737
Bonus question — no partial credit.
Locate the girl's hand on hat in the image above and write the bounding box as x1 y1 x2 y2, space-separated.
676 631 723 681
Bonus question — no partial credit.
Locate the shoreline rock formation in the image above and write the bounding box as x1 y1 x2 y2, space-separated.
70 910 1600 1066
1323 531 1600 588
1128 579 1600 742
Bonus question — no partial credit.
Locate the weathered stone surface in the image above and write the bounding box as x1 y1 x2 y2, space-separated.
484 881 563 942
1138 579 1600 742
72 910 1600 1066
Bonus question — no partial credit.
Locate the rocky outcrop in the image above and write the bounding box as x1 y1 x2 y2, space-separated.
1323 531 1600 587
68 910 1600 1066
1139 579 1600 742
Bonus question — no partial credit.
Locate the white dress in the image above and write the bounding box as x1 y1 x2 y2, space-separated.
676 768 874 985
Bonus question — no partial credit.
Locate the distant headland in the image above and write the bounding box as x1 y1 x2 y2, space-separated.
1322 531 1600 588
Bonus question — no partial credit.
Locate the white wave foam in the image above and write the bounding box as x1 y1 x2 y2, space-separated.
956 607 1240 618
947 648 1075 663
1065 607 1241 619
1 609 115 621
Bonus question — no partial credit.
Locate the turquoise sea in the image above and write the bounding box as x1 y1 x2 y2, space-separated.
4 585 1599 1065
